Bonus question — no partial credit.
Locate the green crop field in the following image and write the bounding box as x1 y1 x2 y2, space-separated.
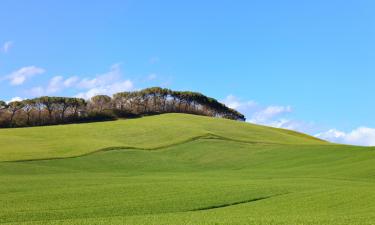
1 113 375 225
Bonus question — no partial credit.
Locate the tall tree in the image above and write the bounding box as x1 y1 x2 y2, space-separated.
90 95 111 112
7 101 24 125
33 98 45 125
38 96 56 123
71 98 86 117
0 101 8 123
56 97 72 121
22 99 35 125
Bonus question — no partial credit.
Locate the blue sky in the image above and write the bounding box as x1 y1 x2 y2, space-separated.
1 0 374 145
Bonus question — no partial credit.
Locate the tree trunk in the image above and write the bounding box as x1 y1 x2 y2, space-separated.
10 111 16 126
27 112 31 125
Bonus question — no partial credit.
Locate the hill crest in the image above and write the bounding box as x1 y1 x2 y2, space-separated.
0 113 327 162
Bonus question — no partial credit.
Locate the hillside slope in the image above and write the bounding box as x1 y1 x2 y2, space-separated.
1 113 375 224
0 113 327 161
1 134 375 224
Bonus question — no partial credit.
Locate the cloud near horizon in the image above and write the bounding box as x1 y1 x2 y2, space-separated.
316 127 375 146
223 95 307 131
223 95 375 146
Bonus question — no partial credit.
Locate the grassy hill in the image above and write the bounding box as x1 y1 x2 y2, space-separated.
1 113 375 225
0 113 326 162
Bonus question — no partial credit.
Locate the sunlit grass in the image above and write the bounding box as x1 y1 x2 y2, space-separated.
1 114 374 224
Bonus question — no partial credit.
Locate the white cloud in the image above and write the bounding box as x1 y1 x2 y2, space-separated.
223 95 315 133
247 105 315 133
27 64 134 99
6 97 23 104
63 76 79 87
75 80 134 99
77 64 122 89
29 75 79 96
316 127 375 146
5 66 45 86
250 105 292 124
223 95 291 125
225 95 375 146
2 41 13 53
222 95 257 112
267 118 302 130
75 64 134 99
46 76 64 94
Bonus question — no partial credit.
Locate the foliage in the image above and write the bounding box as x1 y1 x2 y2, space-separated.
89 95 112 112
0 87 245 128
112 87 245 120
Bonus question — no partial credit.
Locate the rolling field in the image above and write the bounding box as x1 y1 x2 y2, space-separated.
1 114 375 225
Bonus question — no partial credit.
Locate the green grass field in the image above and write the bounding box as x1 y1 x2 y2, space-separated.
1 113 375 225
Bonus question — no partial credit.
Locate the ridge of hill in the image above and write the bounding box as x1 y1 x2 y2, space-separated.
0 113 327 162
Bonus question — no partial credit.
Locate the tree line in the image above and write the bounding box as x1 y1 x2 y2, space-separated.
0 87 245 128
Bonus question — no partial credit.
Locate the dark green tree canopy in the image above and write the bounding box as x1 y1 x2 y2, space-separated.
0 87 245 128
112 87 245 121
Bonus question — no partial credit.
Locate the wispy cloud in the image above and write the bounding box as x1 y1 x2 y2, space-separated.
63 76 79 87
247 105 315 133
75 64 134 99
223 95 295 129
75 80 134 99
249 105 292 124
30 75 79 96
4 66 45 86
1 41 13 53
222 95 257 111
29 64 134 99
77 64 123 89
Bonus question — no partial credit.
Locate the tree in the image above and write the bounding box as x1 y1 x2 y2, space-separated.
0 87 245 128
22 99 35 125
71 98 86 117
33 98 45 125
38 96 56 123
0 101 8 122
113 92 130 111
90 95 111 112
110 87 245 120
7 101 24 125
56 97 71 121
